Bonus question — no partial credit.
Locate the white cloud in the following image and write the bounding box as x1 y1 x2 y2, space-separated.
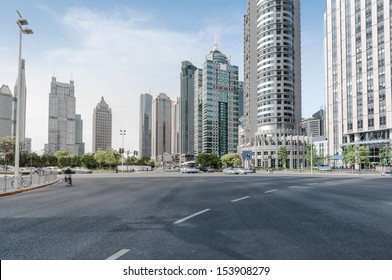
27 6 243 153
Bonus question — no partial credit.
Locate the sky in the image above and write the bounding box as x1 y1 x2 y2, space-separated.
0 0 326 154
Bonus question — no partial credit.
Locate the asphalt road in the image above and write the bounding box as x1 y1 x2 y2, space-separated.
0 172 391 260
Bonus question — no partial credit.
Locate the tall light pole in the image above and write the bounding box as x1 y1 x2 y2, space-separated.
120 130 126 172
310 134 313 174
14 11 33 187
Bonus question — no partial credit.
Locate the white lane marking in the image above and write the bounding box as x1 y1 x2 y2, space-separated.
289 185 309 189
307 183 318 186
231 196 250 203
265 189 278 193
106 249 130 260
173 209 211 224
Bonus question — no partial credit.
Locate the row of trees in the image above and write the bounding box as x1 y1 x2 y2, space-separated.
0 137 154 169
195 153 242 170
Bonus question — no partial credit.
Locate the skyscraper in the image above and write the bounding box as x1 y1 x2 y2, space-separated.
243 0 305 169
180 61 197 157
194 44 239 157
0 85 13 138
139 93 153 158
46 77 76 155
325 0 391 163
92 97 112 153
171 97 180 155
13 59 27 145
75 114 85 156
152 93 172 164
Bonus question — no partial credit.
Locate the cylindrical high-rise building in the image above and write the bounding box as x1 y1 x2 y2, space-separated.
245 0 301 134
242 0 305 170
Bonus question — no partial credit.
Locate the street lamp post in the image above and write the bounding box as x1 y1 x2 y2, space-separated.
120 130 126 172
14 11 33 188
310 134 313 174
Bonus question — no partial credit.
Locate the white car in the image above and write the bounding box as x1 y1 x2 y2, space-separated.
233 168 246 174
223 168 235 175
181 167 199 173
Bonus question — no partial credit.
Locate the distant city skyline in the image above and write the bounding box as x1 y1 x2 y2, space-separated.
0 0 325 153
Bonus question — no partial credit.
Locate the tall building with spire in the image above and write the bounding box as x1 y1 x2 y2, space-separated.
194 43 239 157
242 0 306 169
139 93 153 158
92 97 112 152
0 85 13 138
46 77 76 155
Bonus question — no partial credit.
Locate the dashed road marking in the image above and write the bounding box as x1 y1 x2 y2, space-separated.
106 249 130 260
265 189 278 194
231 196 250 203
289 186 310 189
307 183 318 186
174 209 211 224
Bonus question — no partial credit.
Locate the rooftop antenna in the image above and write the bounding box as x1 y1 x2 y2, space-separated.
213 33 218 50
53 65 56 78
71 69 73 81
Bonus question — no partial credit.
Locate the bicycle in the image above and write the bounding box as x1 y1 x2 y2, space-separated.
11 177 32 189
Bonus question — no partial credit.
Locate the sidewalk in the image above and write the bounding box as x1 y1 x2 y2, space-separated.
0 174 60 198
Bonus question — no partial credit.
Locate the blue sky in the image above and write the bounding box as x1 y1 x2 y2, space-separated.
0 0 325 153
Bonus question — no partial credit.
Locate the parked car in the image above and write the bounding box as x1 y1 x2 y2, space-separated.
244 168 255 174
182 167 199 173
204 167 214 173
233 168 246 174
223 168 235 175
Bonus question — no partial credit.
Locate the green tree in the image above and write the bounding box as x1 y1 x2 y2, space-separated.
94 148 119 168
343 145 370 169
221 153 242 168
305 144 318 167
196 153 222 170
379 145 391 167
277 146 288 168
0 137 15 165
80 154 97 169
58 156 72 167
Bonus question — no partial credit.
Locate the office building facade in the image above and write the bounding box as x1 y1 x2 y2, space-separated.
46 77 76 155
92 97 112 152
180 61 197 157
172 97 181 155
152 93 172 164
0 85 13 138
139 93 153 158
75 114 85 156
194 44 239 157
325 0 392 163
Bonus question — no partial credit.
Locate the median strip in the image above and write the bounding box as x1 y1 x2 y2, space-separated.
231 196 250 203
106 249 130 260
173 209 211 224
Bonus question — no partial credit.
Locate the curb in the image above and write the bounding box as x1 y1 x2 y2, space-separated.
0 178 61 198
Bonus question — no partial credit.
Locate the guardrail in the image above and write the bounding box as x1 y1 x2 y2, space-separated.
0 172 58 193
